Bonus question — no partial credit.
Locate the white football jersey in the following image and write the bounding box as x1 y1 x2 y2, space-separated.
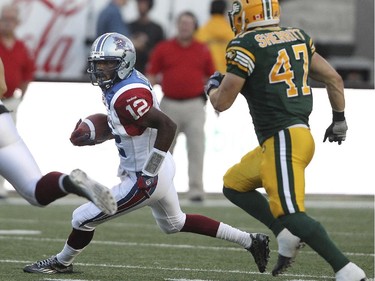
102 70 160 174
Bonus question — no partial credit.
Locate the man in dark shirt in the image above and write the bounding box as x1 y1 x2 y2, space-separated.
129 0 164 73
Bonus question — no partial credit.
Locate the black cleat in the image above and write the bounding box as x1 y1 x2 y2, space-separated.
272 242 305 276
247 233 270 273
23 256 73 274
272 254 293 276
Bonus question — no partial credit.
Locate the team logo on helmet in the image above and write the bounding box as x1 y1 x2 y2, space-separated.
232 1 242 15
113 36 127 51
113 36 135 58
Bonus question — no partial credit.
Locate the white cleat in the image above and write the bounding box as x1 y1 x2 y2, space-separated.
335 262 367 281
69 169 117 215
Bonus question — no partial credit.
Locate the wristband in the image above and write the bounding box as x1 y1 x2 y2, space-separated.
142 148 166 177
82 119 96 140
332 110 345 122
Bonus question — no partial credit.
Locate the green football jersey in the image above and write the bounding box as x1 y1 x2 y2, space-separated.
226 26 316 144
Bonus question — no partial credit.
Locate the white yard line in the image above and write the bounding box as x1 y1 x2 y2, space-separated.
43 279 99 281
165 279 216 281
0 259 335 280
0 235 373 258
0 229 41 235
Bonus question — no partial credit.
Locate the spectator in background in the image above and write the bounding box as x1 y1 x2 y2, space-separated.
0 4 35 123
147 11 215 202
96 0 130 38
0 4 36 198
195 0 233 73
129 0 165 74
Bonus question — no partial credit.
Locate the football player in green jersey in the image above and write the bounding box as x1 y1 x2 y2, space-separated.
204 0 367 280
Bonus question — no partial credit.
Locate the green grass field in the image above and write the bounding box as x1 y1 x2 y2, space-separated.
0 193 373 281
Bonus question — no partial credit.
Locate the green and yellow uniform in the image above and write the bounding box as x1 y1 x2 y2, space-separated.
223 27 316 217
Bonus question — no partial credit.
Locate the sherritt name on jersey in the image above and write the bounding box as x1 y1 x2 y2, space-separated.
231 28 306 48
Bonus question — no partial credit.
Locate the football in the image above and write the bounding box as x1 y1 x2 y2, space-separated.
70 113 112 146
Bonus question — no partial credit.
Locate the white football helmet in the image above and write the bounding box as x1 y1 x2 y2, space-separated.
87 32 136 89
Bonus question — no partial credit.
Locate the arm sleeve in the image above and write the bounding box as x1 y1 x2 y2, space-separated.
114 87 154 135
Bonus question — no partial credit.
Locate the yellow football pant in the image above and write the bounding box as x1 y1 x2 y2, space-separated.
223 127 315 218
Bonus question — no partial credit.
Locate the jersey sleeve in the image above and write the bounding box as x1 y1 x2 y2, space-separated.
225 37 256 79
299 28 316 57
114 87 154 136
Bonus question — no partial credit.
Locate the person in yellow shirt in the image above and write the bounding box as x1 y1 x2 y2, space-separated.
195 0 233 73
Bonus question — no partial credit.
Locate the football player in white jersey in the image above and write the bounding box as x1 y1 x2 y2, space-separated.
23 32 270 275
0 57 116 215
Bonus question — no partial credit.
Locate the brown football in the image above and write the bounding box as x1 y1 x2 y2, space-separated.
83 113 112 142
70 113 112 146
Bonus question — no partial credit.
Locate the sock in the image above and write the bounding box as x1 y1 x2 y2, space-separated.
56 228 95 266
276 228 301 257
34 172 67 205
223 187 284 237
67 228 95 249
56 243 84 266
280 212 350 272
216 222 251 248
180 214 220 237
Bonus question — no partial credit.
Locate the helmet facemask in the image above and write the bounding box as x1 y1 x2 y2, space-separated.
228 1 244 35
87 58 121 89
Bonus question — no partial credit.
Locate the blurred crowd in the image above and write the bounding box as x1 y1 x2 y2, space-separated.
0 0 373 87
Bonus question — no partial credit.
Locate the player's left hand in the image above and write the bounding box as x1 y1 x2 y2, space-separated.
136 172 158 198
323 111 348 145
204 71 224 97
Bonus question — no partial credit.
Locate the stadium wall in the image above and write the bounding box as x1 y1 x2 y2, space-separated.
11 82 375 195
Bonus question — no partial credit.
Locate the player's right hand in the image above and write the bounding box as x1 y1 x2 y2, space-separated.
323 121 348 145
323 111 348 145
70 119 95 146
136 172 158 198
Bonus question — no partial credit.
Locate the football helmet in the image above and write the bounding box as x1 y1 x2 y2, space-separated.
228 0 280 35
87 32 136 89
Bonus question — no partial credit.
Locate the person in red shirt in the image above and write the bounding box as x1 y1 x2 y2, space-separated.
0 4 36 198
0 4 35 118
146 11 215 202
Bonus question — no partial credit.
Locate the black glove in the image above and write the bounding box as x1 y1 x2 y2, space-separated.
204 71 224 97
323 111 348 145
136 172 158 198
